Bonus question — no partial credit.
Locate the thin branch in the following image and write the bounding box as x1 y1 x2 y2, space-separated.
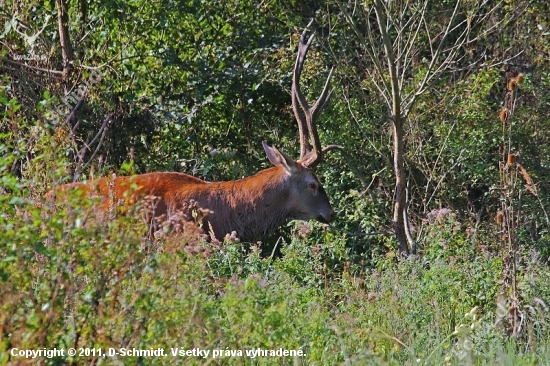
407 0 462 109
0 57 63 75
77 116 110 174
425 149 465 210
65 97 85 126
338 1 391 106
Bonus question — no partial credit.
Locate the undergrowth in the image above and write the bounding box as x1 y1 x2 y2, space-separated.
1 160 549 365
0 102 549 365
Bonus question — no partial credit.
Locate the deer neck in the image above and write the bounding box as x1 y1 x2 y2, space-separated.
223 167 294 241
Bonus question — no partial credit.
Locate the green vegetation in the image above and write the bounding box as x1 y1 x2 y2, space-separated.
2 0 550 364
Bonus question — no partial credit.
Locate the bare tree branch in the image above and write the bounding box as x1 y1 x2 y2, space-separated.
338 0 526 254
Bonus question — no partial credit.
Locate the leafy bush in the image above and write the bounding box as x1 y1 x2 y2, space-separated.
1 148 549 364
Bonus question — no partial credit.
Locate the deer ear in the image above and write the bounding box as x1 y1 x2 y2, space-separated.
262 141 299 174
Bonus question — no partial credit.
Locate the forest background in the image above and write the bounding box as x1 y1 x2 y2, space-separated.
1 0 550 364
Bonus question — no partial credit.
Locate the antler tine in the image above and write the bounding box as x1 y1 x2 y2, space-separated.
311 66 334 119
291 21 341 168
306 65 334 166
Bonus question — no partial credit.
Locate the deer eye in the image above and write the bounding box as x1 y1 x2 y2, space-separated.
308 182 317 190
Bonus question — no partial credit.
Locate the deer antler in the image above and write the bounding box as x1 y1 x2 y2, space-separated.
292 20 342 168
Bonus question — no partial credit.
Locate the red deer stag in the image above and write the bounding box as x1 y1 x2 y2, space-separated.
46 23 341 242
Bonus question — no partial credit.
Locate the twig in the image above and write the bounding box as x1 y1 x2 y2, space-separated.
0 57 63 75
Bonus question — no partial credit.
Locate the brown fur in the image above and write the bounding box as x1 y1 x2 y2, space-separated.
45 145 335 242
46 172 206 213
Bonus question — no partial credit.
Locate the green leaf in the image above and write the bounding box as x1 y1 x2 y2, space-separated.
0 20 11 39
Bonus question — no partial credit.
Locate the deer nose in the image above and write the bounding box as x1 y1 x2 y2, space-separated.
317 210 336 224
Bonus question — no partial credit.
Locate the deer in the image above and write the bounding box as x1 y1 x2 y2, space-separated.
46 22 342 242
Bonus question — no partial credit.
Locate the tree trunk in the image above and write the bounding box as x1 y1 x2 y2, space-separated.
392 116 409 255
372 0 410 255
56 0 74 93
